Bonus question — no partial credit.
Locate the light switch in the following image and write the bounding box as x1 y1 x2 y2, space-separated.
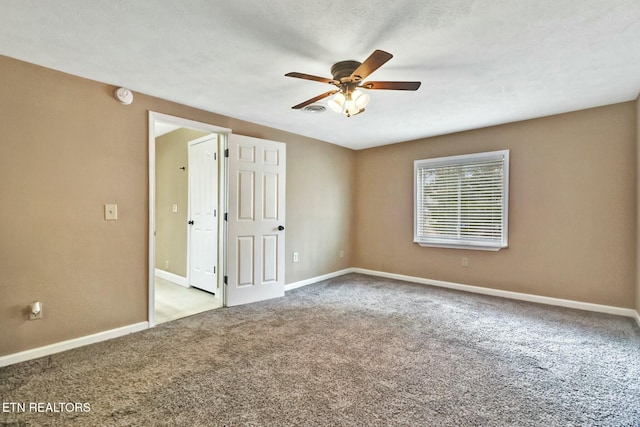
172 204 178 213
105 204 118 220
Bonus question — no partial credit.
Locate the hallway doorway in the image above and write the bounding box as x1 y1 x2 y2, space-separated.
148 112 230 326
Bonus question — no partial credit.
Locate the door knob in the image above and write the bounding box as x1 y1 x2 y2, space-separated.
188 220 194 225
278 225 285 231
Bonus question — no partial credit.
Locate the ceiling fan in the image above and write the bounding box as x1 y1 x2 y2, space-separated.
285 49 421 117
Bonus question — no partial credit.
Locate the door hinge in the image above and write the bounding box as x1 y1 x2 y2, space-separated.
224 148 229 158
224 212 228 221
224 275 228 285
213 266 216 274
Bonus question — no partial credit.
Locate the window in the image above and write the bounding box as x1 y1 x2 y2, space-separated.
414 150 509 251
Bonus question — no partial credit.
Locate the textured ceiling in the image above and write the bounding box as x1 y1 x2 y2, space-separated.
1 1 639 149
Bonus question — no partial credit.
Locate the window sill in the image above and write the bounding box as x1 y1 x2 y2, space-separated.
414 241 507 251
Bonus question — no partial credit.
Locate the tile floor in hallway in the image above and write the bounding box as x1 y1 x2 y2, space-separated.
154 277 222 324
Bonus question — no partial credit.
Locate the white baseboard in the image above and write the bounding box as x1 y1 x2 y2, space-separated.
352 268 638 320
285 268 355 292
4 270 637 367
155 268 188 288
0 322 148 367
287 268 638 322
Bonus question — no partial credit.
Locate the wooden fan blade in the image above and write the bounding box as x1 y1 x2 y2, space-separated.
350 50 393 81
362 81 422 91
285 72 337 85
291 90 338 109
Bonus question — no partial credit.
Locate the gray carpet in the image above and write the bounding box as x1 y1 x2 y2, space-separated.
1 273 639 426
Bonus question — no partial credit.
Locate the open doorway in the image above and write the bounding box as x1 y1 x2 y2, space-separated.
148 112 230 326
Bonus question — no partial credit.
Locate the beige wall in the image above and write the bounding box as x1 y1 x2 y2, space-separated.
155 128 209 277
286 137 355 279
354 102 637 308
0 55 355 356
0 52 636 358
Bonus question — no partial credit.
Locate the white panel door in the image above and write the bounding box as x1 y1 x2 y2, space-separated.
188 135 219 294
227 134 285 306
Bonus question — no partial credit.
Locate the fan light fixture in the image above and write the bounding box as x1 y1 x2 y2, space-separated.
327 87 370 117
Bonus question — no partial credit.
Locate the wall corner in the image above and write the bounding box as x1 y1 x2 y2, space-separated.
636 93 640 315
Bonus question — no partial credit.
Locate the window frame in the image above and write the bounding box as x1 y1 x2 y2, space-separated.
413 150 509 251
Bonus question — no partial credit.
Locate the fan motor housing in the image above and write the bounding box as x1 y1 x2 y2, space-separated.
331 60 362 82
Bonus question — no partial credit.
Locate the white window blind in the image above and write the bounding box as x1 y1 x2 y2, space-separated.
414 150 509 250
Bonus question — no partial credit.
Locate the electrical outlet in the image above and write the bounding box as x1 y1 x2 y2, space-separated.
293 252 299 263
29 302 42 320
461 257 469 267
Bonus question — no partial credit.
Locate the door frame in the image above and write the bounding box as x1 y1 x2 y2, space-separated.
148 111 230 327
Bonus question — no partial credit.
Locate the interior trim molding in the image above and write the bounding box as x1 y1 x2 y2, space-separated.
285 268 354 292
0 322 149 368
4 270 637 367
286 268 638 323
155 268 188 288
148 111 232 328
352 268 638 320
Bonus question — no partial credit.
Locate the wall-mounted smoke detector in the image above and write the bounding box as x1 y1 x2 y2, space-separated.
114 87 134 105
302 104 326 113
